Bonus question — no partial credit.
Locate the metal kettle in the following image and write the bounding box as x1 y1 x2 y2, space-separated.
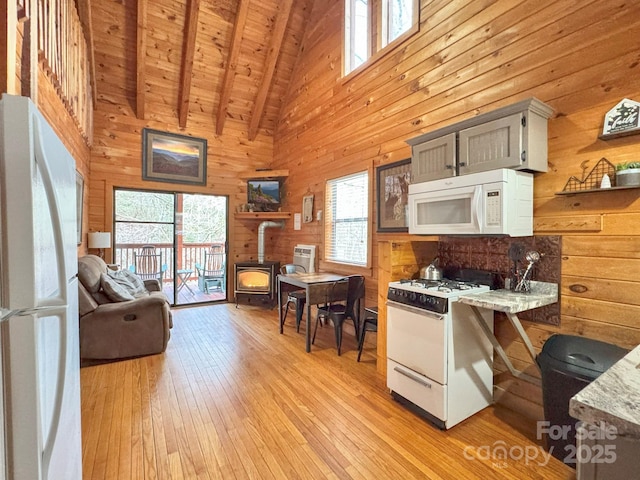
420 258 442 280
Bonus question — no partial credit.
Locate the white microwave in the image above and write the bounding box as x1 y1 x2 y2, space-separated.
408 169 533 236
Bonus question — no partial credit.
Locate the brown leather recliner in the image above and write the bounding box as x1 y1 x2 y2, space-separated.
78 255 172 360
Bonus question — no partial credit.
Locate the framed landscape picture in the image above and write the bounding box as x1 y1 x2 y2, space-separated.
376 158 411 232
142 128 207 186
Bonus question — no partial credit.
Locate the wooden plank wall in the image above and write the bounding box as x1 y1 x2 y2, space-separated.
272 0 640 420
88 0 268 263
37 67 92 255
87 0 310 268
10 16 91 255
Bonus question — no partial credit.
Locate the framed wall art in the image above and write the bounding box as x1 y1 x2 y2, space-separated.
76 171 84 245
376 158 411 232
302 194 314 223
142 128 207 186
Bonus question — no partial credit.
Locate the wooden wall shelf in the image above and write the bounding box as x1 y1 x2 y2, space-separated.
234 212 291 220
555 185 640 196
599 130 640 141
239 169 289 180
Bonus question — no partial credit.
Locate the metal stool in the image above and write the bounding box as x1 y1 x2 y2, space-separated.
357 306 378 362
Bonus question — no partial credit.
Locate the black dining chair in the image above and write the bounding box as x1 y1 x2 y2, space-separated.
279 264 306 333
357 308 378 362
312 275 364 355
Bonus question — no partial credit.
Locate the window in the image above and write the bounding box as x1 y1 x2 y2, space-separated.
344 0 419 75
383 0 415 46
325 171 369 266
345 0 370 72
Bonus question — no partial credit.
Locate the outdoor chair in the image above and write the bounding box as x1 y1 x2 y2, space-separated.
195 244 226 293
131 245 168 283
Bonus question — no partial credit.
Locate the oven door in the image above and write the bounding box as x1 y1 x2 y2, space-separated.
408 184 482 235
386 300 447 384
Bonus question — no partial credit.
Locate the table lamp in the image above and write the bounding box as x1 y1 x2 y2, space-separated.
88 231 111 259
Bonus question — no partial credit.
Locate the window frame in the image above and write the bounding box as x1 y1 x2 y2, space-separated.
343 0 420 78
324 170 372 268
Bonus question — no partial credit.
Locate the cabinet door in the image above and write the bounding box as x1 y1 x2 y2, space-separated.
458 113 523 174
411 133 456 182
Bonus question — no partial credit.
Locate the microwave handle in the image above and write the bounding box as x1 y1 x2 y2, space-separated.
472 186 482 230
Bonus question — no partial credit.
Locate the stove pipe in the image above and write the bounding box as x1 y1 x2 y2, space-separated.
257 220 284 264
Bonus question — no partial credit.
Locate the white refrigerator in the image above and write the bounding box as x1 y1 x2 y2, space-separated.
0 95 82 479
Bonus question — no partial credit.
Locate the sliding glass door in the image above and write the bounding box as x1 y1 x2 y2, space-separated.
113 188 228 306
176 193 227 306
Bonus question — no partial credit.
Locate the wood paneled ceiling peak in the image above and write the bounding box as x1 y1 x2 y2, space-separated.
90 0 313 140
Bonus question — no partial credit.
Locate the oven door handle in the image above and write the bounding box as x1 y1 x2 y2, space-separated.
393 365 432 389
387 300 444 320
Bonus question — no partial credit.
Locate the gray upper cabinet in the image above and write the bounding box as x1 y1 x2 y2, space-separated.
407 98 554 182
411 133 456 183
458 113 523 174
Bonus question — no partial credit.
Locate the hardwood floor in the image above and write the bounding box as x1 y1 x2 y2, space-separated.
80 304 574 479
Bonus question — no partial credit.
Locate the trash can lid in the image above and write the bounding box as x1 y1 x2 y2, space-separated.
540 334 628 375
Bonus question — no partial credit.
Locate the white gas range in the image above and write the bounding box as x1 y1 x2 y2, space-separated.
386 277 495 429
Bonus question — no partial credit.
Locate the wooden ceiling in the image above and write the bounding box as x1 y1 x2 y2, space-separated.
88 0 313 140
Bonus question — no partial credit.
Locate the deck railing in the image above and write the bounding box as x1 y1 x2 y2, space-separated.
115 243 225 283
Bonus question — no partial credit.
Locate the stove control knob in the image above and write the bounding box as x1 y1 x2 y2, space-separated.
419 294 427 304
409 292 417 302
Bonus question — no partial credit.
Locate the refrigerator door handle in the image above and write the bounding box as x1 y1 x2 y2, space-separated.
42 311 68 478
33 118 72 475
32 114 69 308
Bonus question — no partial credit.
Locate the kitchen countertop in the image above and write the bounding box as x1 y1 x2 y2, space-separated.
456 281 558 313
569 344 640 438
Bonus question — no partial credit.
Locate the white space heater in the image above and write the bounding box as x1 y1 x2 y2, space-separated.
293 244 316 273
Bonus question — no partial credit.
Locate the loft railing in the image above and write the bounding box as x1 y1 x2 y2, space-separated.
18 0 94 143
114 243 225 283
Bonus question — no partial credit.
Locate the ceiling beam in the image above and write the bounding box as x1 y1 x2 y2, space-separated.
136 0 147 119
215 0 250 136
178 0 200 128
77 0 98 109
248 0 294 141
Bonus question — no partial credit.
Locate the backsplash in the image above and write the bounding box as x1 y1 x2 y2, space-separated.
438 236 561 325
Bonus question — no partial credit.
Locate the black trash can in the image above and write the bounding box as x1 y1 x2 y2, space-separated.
536 334 628 466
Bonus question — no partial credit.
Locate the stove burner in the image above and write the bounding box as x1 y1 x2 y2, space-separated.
398 278 483 292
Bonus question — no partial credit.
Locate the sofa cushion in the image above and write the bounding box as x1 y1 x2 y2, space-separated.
78 255 108 294
107 269 148 298
100 273 135 302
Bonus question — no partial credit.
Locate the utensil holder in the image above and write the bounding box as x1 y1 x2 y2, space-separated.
508 269 531 293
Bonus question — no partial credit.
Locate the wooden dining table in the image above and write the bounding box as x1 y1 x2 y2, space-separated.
277 272 345 352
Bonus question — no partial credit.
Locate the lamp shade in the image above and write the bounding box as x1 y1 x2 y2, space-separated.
88 232 111 249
